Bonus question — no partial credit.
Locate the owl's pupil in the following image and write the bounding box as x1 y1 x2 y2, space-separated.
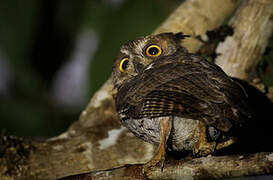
122 60 129 70
148 47 159 55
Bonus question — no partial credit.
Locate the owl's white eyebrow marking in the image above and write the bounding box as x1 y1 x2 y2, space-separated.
134 39 147 55
120 37 149 58
120 48 130 55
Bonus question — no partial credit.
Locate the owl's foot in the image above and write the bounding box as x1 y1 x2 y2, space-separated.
193 140 216 157
215 136 237 150
193 122 216 157
143 148 166 172
143 117 172 174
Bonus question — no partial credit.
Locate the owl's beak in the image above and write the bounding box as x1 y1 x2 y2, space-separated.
133 60 144 74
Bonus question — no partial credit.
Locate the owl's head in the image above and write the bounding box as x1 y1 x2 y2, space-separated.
112 32 189 89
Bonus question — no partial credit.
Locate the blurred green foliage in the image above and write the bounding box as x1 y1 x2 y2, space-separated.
0 0 176 137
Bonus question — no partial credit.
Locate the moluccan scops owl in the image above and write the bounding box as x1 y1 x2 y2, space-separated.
112 32 251 170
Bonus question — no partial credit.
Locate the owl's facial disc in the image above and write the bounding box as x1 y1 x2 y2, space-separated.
113 32 189 88
112 53 140 88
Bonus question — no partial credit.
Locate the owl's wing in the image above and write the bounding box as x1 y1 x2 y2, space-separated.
116 53 250 132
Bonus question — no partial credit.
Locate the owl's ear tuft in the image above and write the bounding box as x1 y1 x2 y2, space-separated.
174 32 190 41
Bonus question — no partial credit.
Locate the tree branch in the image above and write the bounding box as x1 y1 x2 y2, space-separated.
155 0 240 52
61 152 273 180
215 0 273 79
215 0 273 99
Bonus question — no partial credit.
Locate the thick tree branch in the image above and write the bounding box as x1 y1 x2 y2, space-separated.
215 0 273 92
155 0 240 52
61 152 273 180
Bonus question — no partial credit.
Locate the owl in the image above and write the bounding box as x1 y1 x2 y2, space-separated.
112 32 251 170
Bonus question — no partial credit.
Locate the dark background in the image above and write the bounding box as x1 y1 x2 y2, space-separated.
0 0 179 138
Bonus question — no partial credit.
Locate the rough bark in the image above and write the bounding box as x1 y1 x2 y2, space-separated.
1 0 273 180
215 0 273 84
60 152 273 180
155 0 240 52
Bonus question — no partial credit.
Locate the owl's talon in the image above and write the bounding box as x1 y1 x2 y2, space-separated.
143 153 166 173
193 122 216 157
160 156 165 172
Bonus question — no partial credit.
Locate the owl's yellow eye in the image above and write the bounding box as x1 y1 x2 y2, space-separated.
119 58 129 72
145 45 162 57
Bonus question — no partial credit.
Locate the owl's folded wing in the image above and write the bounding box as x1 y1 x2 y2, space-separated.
116 54 250 132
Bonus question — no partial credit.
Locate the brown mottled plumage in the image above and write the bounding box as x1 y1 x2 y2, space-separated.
112 32 251 170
